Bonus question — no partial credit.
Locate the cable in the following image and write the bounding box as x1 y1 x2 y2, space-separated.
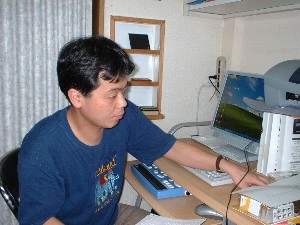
195 75 221 135
208 75 220 96
224 141 253 225
195 81 213 135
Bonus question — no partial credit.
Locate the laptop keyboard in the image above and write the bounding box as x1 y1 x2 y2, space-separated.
215 146 258 163
213 145 246 162
192 135 226 149
191 135 258 163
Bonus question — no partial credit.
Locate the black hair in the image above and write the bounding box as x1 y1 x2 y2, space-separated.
57 36 135 102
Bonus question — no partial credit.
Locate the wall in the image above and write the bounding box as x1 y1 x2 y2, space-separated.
102 0 300 212
103 2 300 209
104 0 224 138
222 10 300 74
103 0 224 209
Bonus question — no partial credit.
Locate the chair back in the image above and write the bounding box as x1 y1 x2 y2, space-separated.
0 148 20 219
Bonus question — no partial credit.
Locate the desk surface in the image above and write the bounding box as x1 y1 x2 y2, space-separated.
125 138 263 225
125 160 222 225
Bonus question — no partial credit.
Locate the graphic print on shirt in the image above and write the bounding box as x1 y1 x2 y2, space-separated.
95 155 120 211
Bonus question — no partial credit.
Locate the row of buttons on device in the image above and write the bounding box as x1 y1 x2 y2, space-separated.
132 163 190 199
143 163 182 189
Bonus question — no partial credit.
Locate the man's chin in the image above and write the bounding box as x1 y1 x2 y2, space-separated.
107 118 122 128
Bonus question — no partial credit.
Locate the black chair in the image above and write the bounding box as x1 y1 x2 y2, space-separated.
0 148 20 219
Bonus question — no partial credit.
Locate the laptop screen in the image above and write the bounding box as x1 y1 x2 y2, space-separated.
212 71 265 143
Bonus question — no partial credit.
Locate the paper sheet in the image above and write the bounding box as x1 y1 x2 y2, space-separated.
136 214 206 225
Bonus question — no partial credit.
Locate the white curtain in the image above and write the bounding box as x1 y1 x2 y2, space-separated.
0 0 92 223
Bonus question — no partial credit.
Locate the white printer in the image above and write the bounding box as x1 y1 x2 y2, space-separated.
264 59 300 108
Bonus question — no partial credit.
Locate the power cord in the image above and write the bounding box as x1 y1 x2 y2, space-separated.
195 81 214 135
195 76 220 135
224 141 253 225
208 75 220 95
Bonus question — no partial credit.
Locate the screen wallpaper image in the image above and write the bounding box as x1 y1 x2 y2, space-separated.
214 73 265 141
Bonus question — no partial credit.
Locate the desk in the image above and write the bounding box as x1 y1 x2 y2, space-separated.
125 160 222 225
125 138 262 225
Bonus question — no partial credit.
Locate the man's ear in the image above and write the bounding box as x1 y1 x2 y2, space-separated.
68 88 82 108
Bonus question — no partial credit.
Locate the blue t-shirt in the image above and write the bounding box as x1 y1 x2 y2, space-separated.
18 101 176 225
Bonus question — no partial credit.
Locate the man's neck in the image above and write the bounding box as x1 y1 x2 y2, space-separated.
66 107 104 146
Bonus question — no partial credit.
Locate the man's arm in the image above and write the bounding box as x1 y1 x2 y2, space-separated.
44 217 65 225
164 140 270 188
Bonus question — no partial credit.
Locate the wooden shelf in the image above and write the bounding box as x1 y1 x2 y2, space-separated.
111 16 165 120
111 16 165 26
128 80 158 86
126 49 160 55
146 113 165 120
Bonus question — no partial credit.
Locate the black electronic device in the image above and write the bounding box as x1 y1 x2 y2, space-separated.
128 33 150 49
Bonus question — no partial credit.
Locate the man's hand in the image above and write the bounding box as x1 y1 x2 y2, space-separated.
220 159 271 189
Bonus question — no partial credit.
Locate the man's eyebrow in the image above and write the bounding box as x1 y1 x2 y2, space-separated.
106 86 128 93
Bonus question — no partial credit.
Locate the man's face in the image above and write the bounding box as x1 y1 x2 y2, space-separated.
76 78 128 129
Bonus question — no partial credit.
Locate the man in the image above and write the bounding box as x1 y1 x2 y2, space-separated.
18 36 269 225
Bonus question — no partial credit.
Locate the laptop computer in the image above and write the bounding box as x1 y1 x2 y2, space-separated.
192 71 265 163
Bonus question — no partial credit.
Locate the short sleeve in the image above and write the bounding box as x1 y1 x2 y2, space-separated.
18 146 65 224
125 102 176 165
